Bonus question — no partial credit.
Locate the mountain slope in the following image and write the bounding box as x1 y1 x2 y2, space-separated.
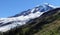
34 10 60 35
1 8 60 35
0 4 60 35
18 8 60 35
34 17 60 35
0 3 55 33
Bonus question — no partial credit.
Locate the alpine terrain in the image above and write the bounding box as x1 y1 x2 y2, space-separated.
0 3 60 35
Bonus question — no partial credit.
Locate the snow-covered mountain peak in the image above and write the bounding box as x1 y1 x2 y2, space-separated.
0 3 58 32
31 3 54 13
44 3 57 8
11 3 56 17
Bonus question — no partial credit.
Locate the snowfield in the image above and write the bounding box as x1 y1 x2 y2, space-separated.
0 3 56 32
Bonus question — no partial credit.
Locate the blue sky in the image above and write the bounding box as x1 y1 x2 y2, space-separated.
0 0 60 18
